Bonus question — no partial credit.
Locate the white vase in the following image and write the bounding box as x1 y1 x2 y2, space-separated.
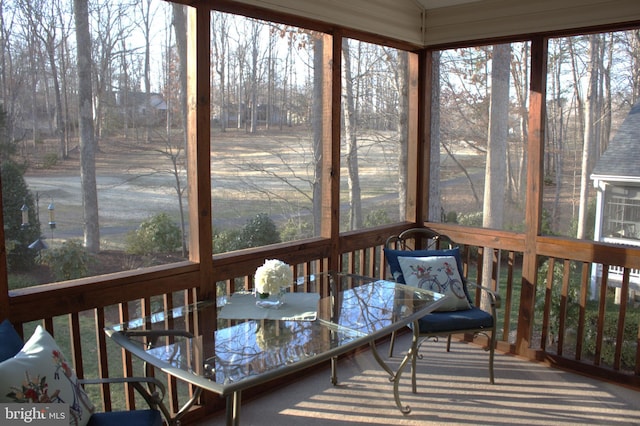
255 288 285 309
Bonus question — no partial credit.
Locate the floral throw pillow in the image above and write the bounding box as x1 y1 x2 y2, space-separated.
398 255 471 312
0 325 96 426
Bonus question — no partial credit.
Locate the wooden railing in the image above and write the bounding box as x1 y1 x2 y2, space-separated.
6 223 640 423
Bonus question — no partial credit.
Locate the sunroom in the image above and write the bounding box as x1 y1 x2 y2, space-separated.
1 0 639 424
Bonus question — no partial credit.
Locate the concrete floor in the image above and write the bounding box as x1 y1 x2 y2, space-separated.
196 333 640 426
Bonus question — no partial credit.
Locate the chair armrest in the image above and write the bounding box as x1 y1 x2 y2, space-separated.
466 280 501 310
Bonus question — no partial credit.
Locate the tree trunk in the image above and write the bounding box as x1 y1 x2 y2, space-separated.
481 43 511 305
311 35 324 236
341 39 362 231
74 0 99 253
577 35 599 240
397 51 409 221
429 52 442 222
172 4 188 256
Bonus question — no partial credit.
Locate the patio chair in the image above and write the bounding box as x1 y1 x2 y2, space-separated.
384 227 499 384
0 320 166 426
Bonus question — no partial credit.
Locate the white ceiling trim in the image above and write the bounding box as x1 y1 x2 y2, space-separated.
223 0 640 47
232 0 426 46
417 0 482 9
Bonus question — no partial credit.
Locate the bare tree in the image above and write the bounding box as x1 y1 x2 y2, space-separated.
429 52 442 222
576 35 599 239
212 12 229 131
481 43 511 302
18 0 68 159
311 34 324 236
342 39 362 230
483 44 510 230
92 0 132 145
170 3 188 255
547 39 568 231
136 0 156 143
248 19 260 133
74 0 99 253
509 42 529 201
396 50 409 221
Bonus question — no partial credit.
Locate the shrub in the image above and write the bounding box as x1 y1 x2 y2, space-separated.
444 211 458 223
41 240 92 281
126 213 181 255
213 228 244 254
42 153 58 169
535 259 584 347
280 218 313 242
1 160 41 272
213 213 281 253
583 307 639 371
363 209 391 228
458 211 483 227
8 274 40 290
240 213 280 247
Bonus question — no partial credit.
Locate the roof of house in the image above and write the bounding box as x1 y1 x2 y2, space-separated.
591 102 640 182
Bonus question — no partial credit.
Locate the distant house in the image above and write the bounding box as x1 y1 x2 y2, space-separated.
590 102 640 301
218 103 283 128
113 91 167 125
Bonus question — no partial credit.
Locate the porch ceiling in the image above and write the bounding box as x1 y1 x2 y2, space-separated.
224 0 640 47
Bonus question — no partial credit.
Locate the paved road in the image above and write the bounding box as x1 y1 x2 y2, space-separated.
26 174 180 241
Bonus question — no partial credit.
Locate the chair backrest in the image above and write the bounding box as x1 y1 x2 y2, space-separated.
385 227 473 305
385 227 455 251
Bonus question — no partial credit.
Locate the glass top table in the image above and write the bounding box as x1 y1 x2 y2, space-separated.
105 272 446 425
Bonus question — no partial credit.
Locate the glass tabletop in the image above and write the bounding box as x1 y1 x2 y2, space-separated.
105 272 446 396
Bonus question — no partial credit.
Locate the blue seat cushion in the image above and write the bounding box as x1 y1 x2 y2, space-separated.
87 410 162 426
0 319 24 362
415 306 493 334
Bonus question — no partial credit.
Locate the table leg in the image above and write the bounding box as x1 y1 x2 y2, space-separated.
370 341 394 379
392 321 421 414
226 391 242 426
330 356 338 385
369 322 420 415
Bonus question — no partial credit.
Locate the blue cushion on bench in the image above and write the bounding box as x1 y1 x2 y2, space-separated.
415 306 493 334
87 409 162 426
0 319 24 362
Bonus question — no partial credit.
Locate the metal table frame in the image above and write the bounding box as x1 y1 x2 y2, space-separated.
105 273 446 425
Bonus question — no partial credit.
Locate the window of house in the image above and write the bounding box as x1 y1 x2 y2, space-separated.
602 186 640 241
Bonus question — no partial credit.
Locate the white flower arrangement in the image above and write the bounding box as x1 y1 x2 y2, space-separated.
254 259 293 296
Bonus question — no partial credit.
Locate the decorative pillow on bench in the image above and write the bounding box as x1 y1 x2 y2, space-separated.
398 255 471 312
0 325 96 426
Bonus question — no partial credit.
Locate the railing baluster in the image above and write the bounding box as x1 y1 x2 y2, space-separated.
69 312 83 378
95 307 112 412
541 257 555 351
594 265 609 366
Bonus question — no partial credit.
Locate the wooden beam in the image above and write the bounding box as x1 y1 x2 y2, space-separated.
326 32 340 272
186 5 214 300
516 34 547 355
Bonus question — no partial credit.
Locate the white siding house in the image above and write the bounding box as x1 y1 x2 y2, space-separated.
591 102 640 302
